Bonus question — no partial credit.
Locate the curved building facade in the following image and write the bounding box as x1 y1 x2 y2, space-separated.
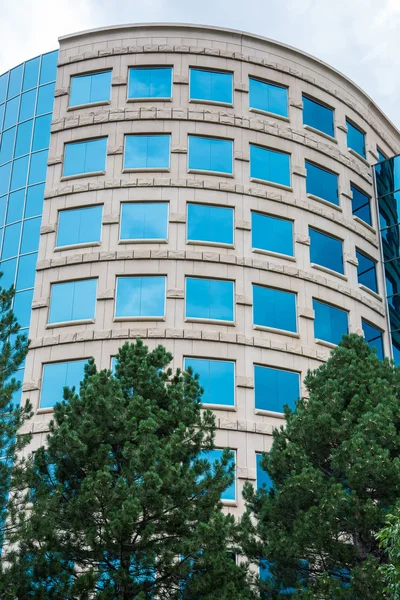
6 23 400 516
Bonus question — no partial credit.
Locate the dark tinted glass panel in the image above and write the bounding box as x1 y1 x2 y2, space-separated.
115 276 166 318
0 127 16 164
188 136 233 174
13 288 33 328
252 212 293 256
347 119 366 158
49 279 97 323
6 189 25 223
184 357 235 406
63 138 107 177
19 89 36 122
20 217 40 254
202 449 236 501
120 202 168 241
377 147 387 164
124 135 170 170
57 205 103 247
15 120 33 157
249 78 288 117
253 284 296 332
25 183 44 217
303 95 334 137
7 65 23 99
256 453 272 490
2 222 21 259
254 365 299 413
16 252 37 290
250 144 290 187
28 149 48 184
313 299 348 345
32 114 51 151
190 69 232 104
362 320 384 360
39 51 58 85
356 250 378 293
392 332 400 366
128 67 172 99
40 359 86 409
379 190 400 233
187 203 233 245
351 184 371 225
309 228 343 274
4 97 19 129
22 57 40 91
186 277 234 322
0 257 17 288
305 161 338 205
70 71 112 106
36 82 55 115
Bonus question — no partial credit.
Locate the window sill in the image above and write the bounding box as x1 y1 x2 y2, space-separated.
189 98 234 108
188 169 234 178
221 499 238 507
348 147 369 166
252 248 295 262
54 241 101 252
249 107 289 122
185 317 236 327
358 283 382 301
311 263 347 281
253 325 299 338
353 215 376 233
122 168 170 174
315 338 337 349
303 124 337 143
113 316 166 322
186 240 234 249
255 408 285 420
202 403 237 412
126 97 172 103
118 238 168 245
36 407 54 415
67 100 111 111
60 171 106 182
306 193 342 211
46 319 95 329
250 178 292 193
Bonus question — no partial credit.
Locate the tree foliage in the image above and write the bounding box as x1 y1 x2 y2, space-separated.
377 507 400 599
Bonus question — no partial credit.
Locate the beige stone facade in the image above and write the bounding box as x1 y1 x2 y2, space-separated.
20 23 400 517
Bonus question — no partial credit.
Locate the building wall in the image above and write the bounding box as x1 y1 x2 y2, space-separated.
18 24 400 516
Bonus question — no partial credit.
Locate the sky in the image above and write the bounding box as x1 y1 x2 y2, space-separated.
1 0 400 127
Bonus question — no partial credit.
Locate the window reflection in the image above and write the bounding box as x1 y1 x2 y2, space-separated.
362 320 384 360
356 250 378 293
346 119 366 158
187 203 233 245
63 138 107 177
40 359 86 409
124 135 170 170
189 68 232 104
184 357 235 406
120 202 168 241
115 276 166 318
351 184 371 225
313 299 348 345
302 95 334 137
70 71 112 107
252 211 293 256
49 279 97 324
256 453 272 491
201 449 236 501
249 78 288 117
57 205 103 247
253 284 297 332
309 227 343 274
250 144 290 187
128 67 172 100
188 136 233 174
254 365 299 413
305 160 338 205
186 277 234 322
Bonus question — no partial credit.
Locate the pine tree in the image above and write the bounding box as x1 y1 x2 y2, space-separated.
377 507 400 598
241 334 400 599
4 340 252 600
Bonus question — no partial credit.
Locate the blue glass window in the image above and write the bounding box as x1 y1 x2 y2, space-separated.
7 65 23 99
70 71 112 107
256 453 272 490
302 95 334 137
202 449 236 501
0 104 4 130
2 222 21 259
128 67 172 99
0 73 8 104
20 217 41 254
49 279 97 324
15 120 33 157
115 276 166 318
6 189 25 223
187 203 233 245
32 114 51 151
249 78 288 117
36 82 55 115
40 359 86 409
120 202 168 241
0 258 17 289
63 138 107 177
351 184 371 225
250 144 290 187
346 119 366 158
22 57 40 91
188 136 233 174
186 277 234 322
4 97 19 129
57 205 103 247
39 51 58 85
0 163 11 196
0 127 16 164
124 135 170 170
377 147 387 164
189 69 232 104
313 299 348 345
309 228 343 274
11 155 29 191
25 183 44 218
253 285 297 332
305 161 338 205
19 89 36 122
13 288 33 328
362 320 384 360
28 149 48 184
356 250 378 293
16 253 37 290
251 212 293 256
254 365 300 413
184 357 235 406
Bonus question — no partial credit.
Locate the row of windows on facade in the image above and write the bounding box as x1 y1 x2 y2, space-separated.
66 67 372 161
44 275 384 359
60 135 374 226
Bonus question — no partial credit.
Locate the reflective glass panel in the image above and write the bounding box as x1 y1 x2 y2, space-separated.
128 67 172 99
186 277 234 322
63 138 107 177
256 453 272 491
313 299 348 345
6 189 25 223
40 359 86 409
7 65 23 99
0 126 16 164
187 203 233 245
188 136 233 174
0 104 4 130
25 183 44 217
28 149 48 184
115 276 166 318
302 95 334 137
362 320 384 360
2 222 21 259
32 114 51 151
309 227 343 274
36 82 55 115
356 250 378 293
201 449 236 501
0 163 11 196
0 257 17 289
4 97 19 129
20 217 41 254
10 155 28 190
346 119 366 158
189 69 232 104
0 196 6 226
22 57 40 91
252 212 293 256
15 120 33 157
16 252 37 290
253 284 297 332
305 160 339 205
375 155 400 198
13 288 33 328
49 279 97 323
254 364 300 413
250 144 290 186
249 78 288 117
184 357 235 406
39 51 58 85
19 89 36 122
57 205 103 247
351 184 371 225
120 202 168 241
70 71 112 107
0 73 8 104
124 135 170 170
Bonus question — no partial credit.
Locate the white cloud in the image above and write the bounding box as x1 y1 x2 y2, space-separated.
0 0 400 127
